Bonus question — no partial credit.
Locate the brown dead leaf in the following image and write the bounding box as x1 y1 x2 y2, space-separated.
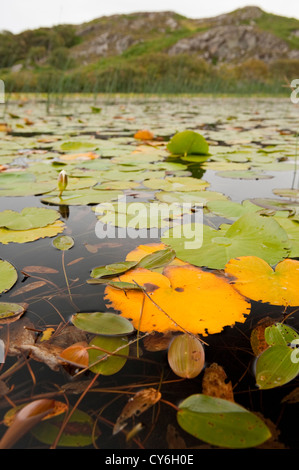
19 342 66 371
0 318 36 356
281 387 299 404
113 388 161 435
10 281 46 298
250 316 275 357
67 257 84 267
202 363 234 402
143 332 174 352
22 266 59 274
134 130 154 141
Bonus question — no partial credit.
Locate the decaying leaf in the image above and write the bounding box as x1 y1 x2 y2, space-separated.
134 130 154 140
105 264 250 336
281 387 299 404
0 399 66 449
225 257 299 306
250 317 276 357
19 342 66 371
9 280 46 298
59 342 89 368
0 317 36 356
166 424 187 449
143 332 174 352
113 388 161 435
22 266 59 274
202 363 234 402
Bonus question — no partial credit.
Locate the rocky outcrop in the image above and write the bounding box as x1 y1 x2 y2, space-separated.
167 25 299 63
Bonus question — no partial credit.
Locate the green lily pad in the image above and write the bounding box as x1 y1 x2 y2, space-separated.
90 261 138 279
53 235 74 251
0 172 56 196
162 213 291 269
0 208 60 231
274 217 299 257
167 131 209 156
272 188 299 200
60 141 100 152
41 190 121 206
0 260 18 293
71 311 134 335
206 200 264 220
155 190 228 206
255 345 299 389
265 323 299 347
143 177 210 192
177 394 271 448
137 247 176 269
88 335 129 375
216 170 273 180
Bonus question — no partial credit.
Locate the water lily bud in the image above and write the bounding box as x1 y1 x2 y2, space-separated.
57 170 68 196
168 334 205 379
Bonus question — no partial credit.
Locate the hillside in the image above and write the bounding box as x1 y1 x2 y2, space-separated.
1 6 299 94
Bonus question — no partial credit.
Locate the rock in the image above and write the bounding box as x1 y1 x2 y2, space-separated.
167 25 299 63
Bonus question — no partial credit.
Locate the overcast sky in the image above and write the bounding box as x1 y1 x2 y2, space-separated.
1 0 299 33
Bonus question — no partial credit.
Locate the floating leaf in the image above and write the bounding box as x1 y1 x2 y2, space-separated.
113 388 161 435
31 409 99 447
137 247 176 269
90 261 137 280
167 131 209 156
202 363 234 402
104 265 250 336
255 345 299 389
225 257 299 306
155 190 228 206
167 334 205 379
264 323 299 347
10 280 46 297
88 335 129 375
216 170 273 180
206 200 263 220
59 342 89 368
0 399 63 449
143 176 209 192
53 235 74 251
272 188 299 199
177 394 271 448
71 312 134 335
22 266 59 274
0 302 27 324
250 317 275 357
0 208 60 231
134 130 154 140
0 220 65 245
162 214 291 269
0 260 18 294
41 190 121 206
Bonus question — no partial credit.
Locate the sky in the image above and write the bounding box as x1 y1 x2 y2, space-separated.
1 0 299 34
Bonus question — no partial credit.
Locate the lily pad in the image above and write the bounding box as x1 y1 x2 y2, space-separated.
143 177 210 192
0 208 60 231
88 335 129 375
167 131 209 156
0 261 18 293
71 312 134 335
177 394 271 448
90 261 138 279
41 190 122 206
0 221 65 245
255 345 299 389
53 235 74 251
0 302 27 323
162 213 291 269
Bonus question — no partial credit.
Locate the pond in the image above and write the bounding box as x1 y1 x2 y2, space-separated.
0 95 298 450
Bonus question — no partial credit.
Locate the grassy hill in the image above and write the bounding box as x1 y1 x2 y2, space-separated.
1 6 299 94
